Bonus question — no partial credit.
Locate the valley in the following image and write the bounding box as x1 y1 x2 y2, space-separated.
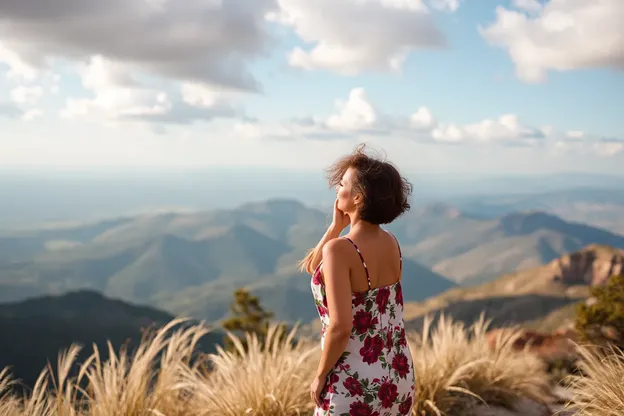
1 194 624 328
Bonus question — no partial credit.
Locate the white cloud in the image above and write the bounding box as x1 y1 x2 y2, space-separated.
429 0 462 12
326 88 378 131
555 131 624 157
60 56 238 125
431 115 546 146
269 0 445 75
10 86 43 105
235 87 620 157
0 0 275 90
22 109 43 121
452 114 545 145
0 42 38 80
480 0 624 82
594 141 624 157
512 0 543 13
410 106 436 129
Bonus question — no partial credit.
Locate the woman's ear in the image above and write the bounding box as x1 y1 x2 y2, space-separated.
353 192 363 206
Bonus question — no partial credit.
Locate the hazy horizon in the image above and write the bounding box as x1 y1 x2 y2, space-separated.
3 168 624 231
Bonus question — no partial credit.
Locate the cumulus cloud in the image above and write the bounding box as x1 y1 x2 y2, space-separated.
555 131 624 157
0 0 275 90
269 0 446 75
480 0 624 82
10 86 43 105
236 87 406 140
410 106 436 129
60 56 238 125
432 114 545 146
236 87 621 156
22 109 43 121
512 0 543 13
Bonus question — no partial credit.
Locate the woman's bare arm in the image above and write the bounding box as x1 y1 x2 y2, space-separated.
299 199 350 274
299 224 342 274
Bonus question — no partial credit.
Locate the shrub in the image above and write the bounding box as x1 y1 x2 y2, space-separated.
221 287 288 352
575 274 624 348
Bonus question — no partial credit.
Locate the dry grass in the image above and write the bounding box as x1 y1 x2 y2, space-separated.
562 343 624 416
0 320 319 416
0 315 558 416
179 324 319 416
409 314 552 416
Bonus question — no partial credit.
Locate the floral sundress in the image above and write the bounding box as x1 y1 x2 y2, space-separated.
311 235 416 416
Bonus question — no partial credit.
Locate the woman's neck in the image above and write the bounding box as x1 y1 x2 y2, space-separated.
348 216 379 234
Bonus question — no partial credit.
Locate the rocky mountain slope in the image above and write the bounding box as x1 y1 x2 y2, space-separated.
402 245 624 332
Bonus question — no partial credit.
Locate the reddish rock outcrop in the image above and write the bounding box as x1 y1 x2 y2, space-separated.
487 328 579 361
549 245 624 287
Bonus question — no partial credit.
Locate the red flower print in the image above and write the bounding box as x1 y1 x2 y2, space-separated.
349 401 378 416
392 352 410 379
360 335 384 364
311 257 414 415
386 329 393 351
398 328 407 347
399 396 413 415
320 398 330 411
343 377 363 396
353 310 378 334
395 283 403 305
312 270 323 286
378 381 399 408
325 372 340 393
375 287 390 314
353 292 366 307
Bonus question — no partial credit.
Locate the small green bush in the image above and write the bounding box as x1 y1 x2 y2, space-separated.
575 274 624 348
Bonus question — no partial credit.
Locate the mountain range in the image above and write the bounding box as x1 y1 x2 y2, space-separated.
1 199 623 325
384 203 624 285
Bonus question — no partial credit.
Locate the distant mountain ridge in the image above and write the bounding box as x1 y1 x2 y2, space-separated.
1 198 623 324
0 199 455 324
393 208 624 285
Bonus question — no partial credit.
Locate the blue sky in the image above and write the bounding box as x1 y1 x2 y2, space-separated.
1 0 623 175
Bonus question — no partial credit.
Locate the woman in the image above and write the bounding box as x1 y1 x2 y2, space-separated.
300 144 415 416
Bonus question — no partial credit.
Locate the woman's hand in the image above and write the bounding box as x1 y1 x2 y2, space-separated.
310 375 326 408
331 199 350 232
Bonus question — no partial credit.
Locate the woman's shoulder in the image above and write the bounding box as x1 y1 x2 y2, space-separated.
322 237 355 258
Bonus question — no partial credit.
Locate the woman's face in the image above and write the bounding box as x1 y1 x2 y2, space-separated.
336 167 360 213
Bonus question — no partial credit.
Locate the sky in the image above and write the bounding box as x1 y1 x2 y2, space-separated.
1 0 623 175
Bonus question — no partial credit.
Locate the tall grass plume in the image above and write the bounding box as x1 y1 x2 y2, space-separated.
563 343 624 415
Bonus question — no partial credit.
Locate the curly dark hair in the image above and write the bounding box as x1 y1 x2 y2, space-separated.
326 144 412 224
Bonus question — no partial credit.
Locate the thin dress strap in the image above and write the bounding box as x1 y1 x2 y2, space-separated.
386 230 403 272
343 237 371 290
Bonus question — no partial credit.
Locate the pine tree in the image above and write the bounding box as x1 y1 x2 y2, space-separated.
221 287 285 351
